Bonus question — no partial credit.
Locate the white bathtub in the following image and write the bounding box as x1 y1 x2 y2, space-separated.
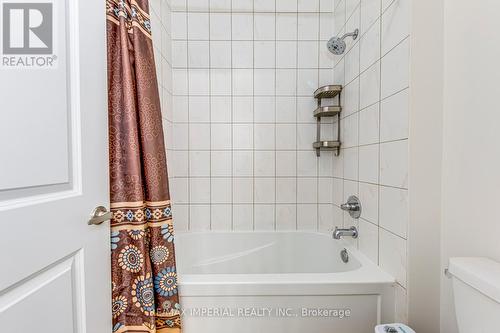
175 231 396 333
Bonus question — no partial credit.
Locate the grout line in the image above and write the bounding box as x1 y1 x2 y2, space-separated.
184 9 191 231
377 0 383 266
208 2 212 230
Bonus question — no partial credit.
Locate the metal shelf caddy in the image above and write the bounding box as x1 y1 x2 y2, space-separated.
313 85 342 157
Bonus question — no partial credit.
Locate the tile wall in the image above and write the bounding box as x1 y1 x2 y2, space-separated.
166 0 338 233
151 0 174 148
332 0 410 323
155 0 411 323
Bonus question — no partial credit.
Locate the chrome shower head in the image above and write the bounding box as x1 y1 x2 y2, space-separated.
327 29 359 55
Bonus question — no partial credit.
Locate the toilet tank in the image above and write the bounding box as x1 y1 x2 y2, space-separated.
448 257 500 333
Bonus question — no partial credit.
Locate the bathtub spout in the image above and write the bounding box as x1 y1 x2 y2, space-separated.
332 226 358 240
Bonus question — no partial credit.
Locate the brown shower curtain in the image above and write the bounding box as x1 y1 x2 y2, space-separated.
106 1 181 332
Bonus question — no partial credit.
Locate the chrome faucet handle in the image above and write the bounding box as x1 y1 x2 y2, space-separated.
340 195 362 219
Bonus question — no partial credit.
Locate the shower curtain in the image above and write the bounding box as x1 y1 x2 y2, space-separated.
106 0 181 332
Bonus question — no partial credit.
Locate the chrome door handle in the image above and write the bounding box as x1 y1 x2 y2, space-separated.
88 206 113 225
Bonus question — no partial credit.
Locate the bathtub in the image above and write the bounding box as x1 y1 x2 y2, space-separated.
175 231 396 333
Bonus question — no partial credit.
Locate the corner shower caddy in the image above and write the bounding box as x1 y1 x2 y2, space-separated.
313 84 342 157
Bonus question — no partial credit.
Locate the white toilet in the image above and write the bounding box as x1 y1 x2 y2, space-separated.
375 257 500 333
447 257 500 333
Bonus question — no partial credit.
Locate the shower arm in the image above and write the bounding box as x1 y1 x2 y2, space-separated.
340 29 359 41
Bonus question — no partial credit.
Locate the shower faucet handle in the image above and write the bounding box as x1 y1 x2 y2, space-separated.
340 196 362 219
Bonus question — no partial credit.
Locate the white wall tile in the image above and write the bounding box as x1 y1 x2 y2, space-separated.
187 13 209 39
211 205 232 230
232 0 252 11
211 123 232 149
233 178 253 203
276 69 297 95
190 178 211 203
188 69 210 95
232 42 254 68
210 41 232 68
172 204 189 231
359 61 380 109
276 151 297 176
211 151 232 176
298 41 319 68
189 151 211 176
233 96 254 122
254 205 276 230
343 147 358 181
254 96 276 123
276 204 297 230
344 42 360 84
277 178 297 203
189 96 210 122
298 204 318 230
172 12 187 39
233 204 254 230
381 0 410 55
298 0 319 12
297 151 318 176
359 144 379 183
188 0 209 11
255 41 276 68
297 178 318 203
380 228 407 287
189 123 211 149
276 0 298 12
255 178 276 203
360 0 380 33
381 38 409 99
276 97 297 122
318 203 334 232
255 124 276 149
254 13 276 40
360 18 380 72
380 88 409 142
210 0 231 11
255 0 276 12
232 13 254 40
359 219 379 263
298 13 319 40
190 205 211 230
211 96 232 122
254 69 276 95
359 102 380 145
277 41 298 68
255 151 276 176
233 151 253 176
232 69 254 95
210 13 232 40
379 186 408 238
276 14 298 40
233 124 254 149
380 139 408 188
211 178 232 203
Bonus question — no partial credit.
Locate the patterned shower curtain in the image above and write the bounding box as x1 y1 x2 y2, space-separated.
106 1 181 332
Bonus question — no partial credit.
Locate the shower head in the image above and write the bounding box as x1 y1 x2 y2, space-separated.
327 29 359 55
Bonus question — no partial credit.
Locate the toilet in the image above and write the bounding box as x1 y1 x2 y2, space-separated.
447 257 500 333
375 257 500 333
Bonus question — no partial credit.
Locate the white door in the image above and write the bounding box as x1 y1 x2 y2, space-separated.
0 0 110 332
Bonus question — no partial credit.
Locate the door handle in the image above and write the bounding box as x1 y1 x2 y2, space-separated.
88 206 113 225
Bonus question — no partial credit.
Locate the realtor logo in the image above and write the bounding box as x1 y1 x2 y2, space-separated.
1 1 57 68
